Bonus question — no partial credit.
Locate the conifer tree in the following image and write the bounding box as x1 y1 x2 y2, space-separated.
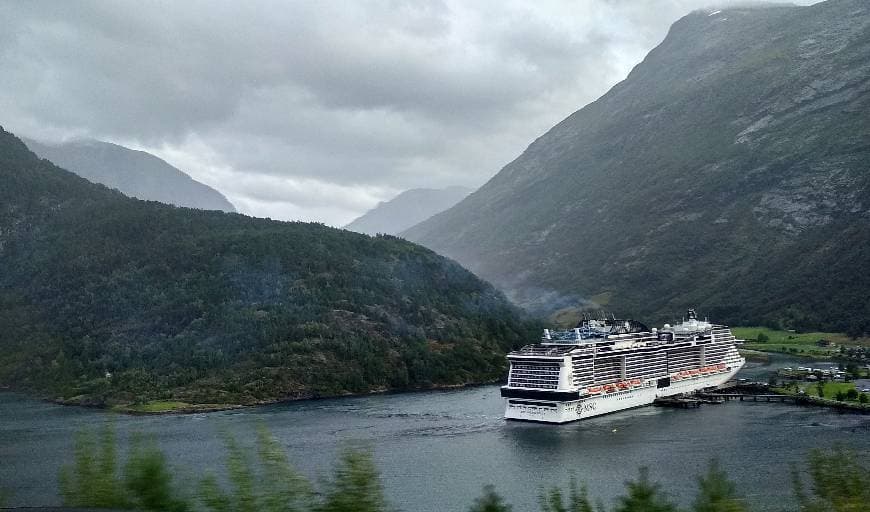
692 460 745 512
317 447 387 512
539 478 597 512
470 485 513 512
793 447 870 512
614 468 676 512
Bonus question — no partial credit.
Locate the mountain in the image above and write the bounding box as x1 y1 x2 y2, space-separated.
344 186 472 235
23 138 236 212
403 0 870 335
0 127 537 407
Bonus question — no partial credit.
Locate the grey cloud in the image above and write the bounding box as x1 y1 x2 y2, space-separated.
0 0 820 224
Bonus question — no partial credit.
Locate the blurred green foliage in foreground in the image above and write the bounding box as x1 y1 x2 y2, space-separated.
54 424 869 512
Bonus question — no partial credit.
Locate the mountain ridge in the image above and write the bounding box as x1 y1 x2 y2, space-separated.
23 137 236 212
345 186 472 235
0 126 537 407
403 0 870 334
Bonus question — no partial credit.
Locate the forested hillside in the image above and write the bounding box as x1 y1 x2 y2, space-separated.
0 128 537 407
404 0 870 334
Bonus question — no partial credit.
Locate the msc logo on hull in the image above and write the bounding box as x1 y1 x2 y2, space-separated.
579 401 597 414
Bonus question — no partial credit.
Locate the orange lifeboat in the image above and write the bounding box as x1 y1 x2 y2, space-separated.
689 369 700 376
617 381 630 389
604 384 616 393
631 379 642 386
588 386 603 394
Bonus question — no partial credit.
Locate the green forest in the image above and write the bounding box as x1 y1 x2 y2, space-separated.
0 127 540 408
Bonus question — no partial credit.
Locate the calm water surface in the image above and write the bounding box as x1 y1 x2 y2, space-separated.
2 353 868 511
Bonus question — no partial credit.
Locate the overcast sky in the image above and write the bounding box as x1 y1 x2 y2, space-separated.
0 0 818 226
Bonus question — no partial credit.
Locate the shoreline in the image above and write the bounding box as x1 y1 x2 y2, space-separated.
769 389 870 414
739 349 870 413
7 348 862 416
739 346 857 363
2 379 504 416
740 345 867 363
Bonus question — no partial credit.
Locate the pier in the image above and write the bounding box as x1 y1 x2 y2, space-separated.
696 392 798 403
654 392 796 409
653 397 701 408
668 381 870 413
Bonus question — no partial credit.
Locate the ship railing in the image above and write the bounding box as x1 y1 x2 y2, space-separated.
543 329 606 342
511 345 576 357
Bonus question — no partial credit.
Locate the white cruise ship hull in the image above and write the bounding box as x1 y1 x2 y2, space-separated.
504 364 742 424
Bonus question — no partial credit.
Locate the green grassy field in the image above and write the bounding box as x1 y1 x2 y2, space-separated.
732 326 848 344
773 382 870 408
110 400 243 414
733 326 853 357
801 381 855 398
114 400 192 413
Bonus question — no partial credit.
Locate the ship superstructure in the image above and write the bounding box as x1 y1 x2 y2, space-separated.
501 309 745 423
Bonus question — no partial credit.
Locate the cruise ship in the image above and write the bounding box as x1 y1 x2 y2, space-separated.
501 309 745 423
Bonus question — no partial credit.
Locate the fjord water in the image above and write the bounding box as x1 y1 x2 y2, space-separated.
2 354 868 512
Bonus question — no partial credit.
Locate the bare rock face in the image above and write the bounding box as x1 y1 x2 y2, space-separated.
404 0 870 333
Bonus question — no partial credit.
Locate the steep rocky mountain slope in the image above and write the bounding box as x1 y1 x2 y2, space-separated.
24 138 236 212
345 186 472 235
0 128 536 406
404 0 870 334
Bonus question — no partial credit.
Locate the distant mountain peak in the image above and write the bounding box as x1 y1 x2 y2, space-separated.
23 137 236 212
344 186 472 236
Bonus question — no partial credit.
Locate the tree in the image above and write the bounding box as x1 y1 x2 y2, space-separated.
614 467 677 512
317 447 386 512
124 436 190 512
60 424 190 511
845 389 858 401
255 427 312 512
59 424 129 509
200 434 256 512
834 391 846 402
793 447 870 512
692 460 746 512
470 485 512 512
539 478 597 512
756 332 769 343
815 382 824 398
200 428 312 512
859 393 868 404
